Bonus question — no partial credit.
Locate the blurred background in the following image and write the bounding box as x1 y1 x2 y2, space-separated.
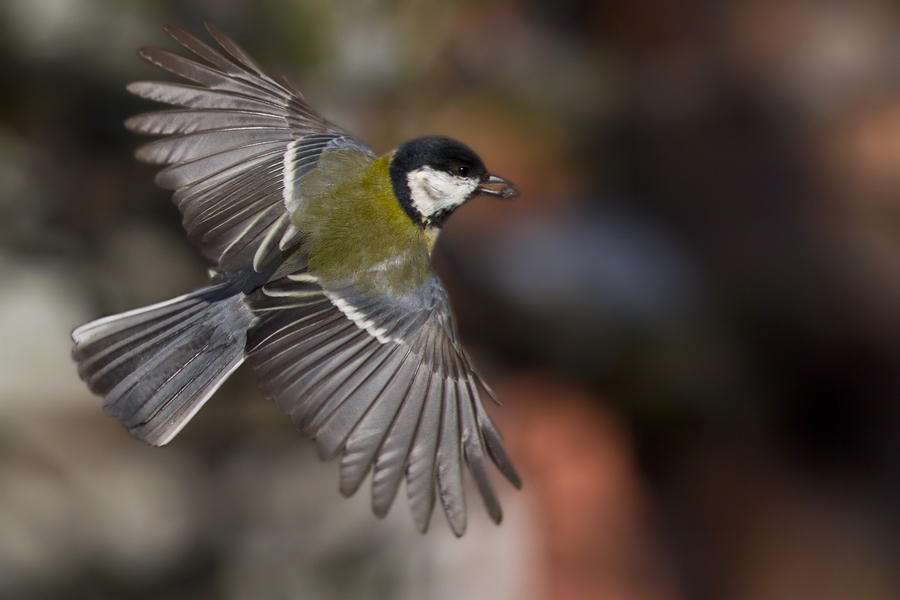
1 0 899 598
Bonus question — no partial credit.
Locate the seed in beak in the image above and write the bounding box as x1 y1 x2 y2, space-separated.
478 174 519 199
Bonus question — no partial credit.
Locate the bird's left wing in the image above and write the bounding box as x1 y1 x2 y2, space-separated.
244 272 521 536
126 24 372 273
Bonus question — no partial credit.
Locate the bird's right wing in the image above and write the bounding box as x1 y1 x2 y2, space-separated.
126 24 373 273
244 272 521 536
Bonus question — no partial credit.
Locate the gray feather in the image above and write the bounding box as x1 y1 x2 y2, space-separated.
136 127 289 164
126 109 286 136
312 345 411 459
165 24 267 82
206 23 270 76
244 272 518 534
127 82 282 113
286 341 383 433
128 26 366 272
72 285 254 445
405 375 443 532
155 142 285 190
436 374 466 537
474 393 522 489
138 47 284 100
338 351 421 497
371 358 431 518
459 380 503 525
178 159 282 221
264 319 361 399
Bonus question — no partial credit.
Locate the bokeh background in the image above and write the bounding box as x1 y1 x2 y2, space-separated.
2 0 900 598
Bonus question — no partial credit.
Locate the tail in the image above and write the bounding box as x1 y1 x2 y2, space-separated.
72 283 256 445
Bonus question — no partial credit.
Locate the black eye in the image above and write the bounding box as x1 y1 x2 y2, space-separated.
456 165 470 177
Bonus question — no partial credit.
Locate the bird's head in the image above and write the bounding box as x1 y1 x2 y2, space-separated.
389 135 518 229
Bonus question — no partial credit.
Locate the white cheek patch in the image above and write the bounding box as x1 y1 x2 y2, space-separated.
406 166 479 220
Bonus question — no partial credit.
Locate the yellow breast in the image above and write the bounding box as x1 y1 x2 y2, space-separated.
290 150 433 296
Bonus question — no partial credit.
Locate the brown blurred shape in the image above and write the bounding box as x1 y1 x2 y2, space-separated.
497 373 681 600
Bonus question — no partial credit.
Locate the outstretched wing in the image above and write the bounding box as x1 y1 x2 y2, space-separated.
126 24 372 272
245 272 521 536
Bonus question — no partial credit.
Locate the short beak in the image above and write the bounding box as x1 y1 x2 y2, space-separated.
477 174 519 200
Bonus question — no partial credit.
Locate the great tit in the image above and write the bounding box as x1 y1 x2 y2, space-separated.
71 24 520 536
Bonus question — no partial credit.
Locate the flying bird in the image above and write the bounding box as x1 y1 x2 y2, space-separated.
71 24 521 536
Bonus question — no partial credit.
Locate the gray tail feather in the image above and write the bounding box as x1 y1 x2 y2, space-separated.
71 284 256 446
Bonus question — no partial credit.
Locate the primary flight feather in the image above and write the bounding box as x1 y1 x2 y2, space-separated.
71 24 520 536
